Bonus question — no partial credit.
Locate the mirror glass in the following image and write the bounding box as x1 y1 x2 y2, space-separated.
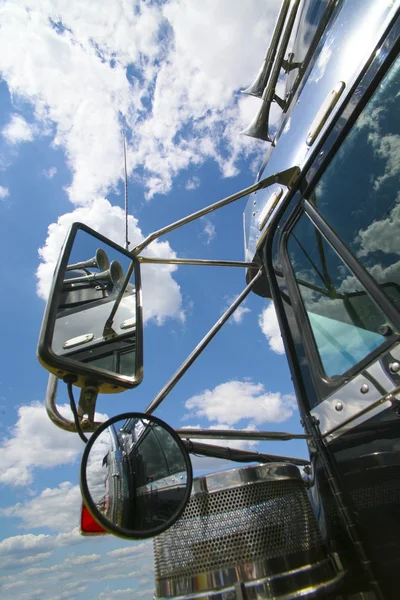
51 226 139 381
81 413 192 539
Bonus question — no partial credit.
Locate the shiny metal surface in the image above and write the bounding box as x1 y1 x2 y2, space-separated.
176 428 310 441
154 464 344 599
241 0 300 142
182 439 310 467
242 0 291 98
45 373 101 433
138 257 257 268
190 463 301 495
311 342 400 438
323 387 400 441
155 555 344 600
244 0 399 261
133 173 288 257
258 187 283 231
306 80 345 146
110 169 297 330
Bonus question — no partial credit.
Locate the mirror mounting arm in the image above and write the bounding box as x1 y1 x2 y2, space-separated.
182 439 310 466
45 374 102 433
144 268 264 415
133 167 300 257
106 167 299 330
78 385 99 425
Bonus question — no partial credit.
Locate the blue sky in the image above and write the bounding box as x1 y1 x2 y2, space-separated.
0 1 307 598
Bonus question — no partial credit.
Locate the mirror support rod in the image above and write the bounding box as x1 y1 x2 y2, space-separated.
46 374 76 432
138 257 259 268
106 167 299 330
182 439 309 466
176 428 310 441
145 268 264 415
45 374 102 433
133 168 299 256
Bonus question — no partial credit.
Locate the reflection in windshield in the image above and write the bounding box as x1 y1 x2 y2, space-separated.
309 56 400 310
288 214 395 378
290 57 400 377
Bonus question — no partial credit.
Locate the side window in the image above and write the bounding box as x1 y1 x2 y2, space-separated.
287 212 395 378
308 56 400 311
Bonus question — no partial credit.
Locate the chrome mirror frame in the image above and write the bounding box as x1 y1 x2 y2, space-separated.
80 412 193 540
37 222 143 393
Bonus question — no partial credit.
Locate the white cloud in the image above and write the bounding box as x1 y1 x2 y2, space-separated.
0 0 280 203
66 553 101 566
199 217 216 245
0 402 107 487
36 198 185 325
258 302 285 354
0 186 9 200
2 114 34 144
0 551 52 571
0 527 83 559
185 176 200 190
0 482 81 532
107 542 151 559
0 533 155 598
356 192 400 258
184 380 296 426
96 588 153 600
42 166 57 179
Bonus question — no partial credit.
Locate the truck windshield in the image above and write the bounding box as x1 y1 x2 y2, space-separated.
287 55 400 379
308 56 400 310
287 213 392 378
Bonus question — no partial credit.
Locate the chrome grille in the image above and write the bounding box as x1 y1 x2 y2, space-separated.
154 464 344 599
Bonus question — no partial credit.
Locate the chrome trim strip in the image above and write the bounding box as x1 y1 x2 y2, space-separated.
189 463 302 496
306 81 345 146
311 343 400 440
155 553 345 599
258 187 283 230
314 385 400 442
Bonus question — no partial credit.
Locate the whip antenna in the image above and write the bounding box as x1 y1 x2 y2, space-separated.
123 134 130 250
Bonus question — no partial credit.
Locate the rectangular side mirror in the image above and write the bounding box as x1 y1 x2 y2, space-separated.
37 222 143 393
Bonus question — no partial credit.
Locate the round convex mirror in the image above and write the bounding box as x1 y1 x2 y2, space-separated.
80 412 193 539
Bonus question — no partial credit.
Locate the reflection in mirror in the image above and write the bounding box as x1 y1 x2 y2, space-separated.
52 227 138 380
81 413 193 539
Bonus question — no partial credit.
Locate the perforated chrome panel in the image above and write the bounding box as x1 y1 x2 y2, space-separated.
154 464 344 599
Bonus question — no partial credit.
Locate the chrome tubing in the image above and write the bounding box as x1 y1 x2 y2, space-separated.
138 257 258 268
107 168 299 329
45 373 102 433
145 269 264 414
242 0 292 97
242 0 300 141
46 374 77 432
182 439 310 466
176 428 310 441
